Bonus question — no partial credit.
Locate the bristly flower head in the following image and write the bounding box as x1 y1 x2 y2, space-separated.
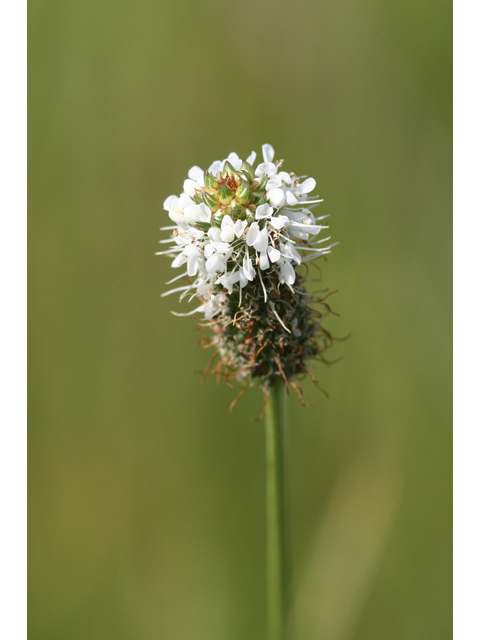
158 144 337 407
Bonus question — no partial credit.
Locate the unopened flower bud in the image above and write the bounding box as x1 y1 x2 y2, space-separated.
203 192 220 212
221 161 238 180
236 180 253 205
254 175 268 194
217 183 234 205
225 201 245 218
204 172 217 192
240 161 255 182
252 192 268 207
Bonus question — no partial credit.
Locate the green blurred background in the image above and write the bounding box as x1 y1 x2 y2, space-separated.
29 0 452 638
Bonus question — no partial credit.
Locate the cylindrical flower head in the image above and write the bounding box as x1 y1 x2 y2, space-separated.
159 144 337 403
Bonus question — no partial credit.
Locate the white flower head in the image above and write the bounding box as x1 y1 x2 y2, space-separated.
159 144 336 396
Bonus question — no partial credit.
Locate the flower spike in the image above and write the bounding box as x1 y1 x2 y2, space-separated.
159 144 336 398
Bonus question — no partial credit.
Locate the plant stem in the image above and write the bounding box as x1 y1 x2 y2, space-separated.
265 380 288 640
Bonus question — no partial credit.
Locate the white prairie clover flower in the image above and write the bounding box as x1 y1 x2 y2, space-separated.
159 144 337 403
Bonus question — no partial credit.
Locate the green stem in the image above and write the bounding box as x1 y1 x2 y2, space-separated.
265 380 288 640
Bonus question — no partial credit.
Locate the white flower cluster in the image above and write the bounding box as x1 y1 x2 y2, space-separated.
159 144 334 318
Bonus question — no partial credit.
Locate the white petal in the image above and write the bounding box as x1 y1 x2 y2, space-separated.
255 203 272 219
187 254 199 276
291 245 302 264
290 223 321 235
266 177 282 190
188 166 204 183
262 143 275 163
277 171 292 185
208 227 222 242
253 228 269 252
239 271 248 288
172 253 188 268
163 195 178 211
233 219 247 237
285 191 299 206
284 209 306 222
246 151 257 165
168 209 186 225
227 152 242 171
299 177 316 193
288 227 309 241
183 244 198 256
204 243 215 258
270 215 290 230
242 255 255 281
267 246 281 262
259 251 269 270
206 254 225 274
211 242 232 254
220 225 235 243
177 194 194 209
228 271 241 284
221 214 234 229
246 222 260 246
183 179 199 198
301 209 316 223
216 274 231 293
205 254 217 273
255 162 277 178
280 261 296 285
196 203 212 223
184 204 200 224
208 160 222 175
268 188 286 209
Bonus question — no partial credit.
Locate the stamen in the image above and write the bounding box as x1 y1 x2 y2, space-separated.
272 306 291 334
161 285 191 297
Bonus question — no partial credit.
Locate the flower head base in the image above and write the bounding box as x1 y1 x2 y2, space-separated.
159 144 337 404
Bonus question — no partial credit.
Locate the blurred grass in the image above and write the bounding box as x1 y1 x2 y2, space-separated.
28 0 452 638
